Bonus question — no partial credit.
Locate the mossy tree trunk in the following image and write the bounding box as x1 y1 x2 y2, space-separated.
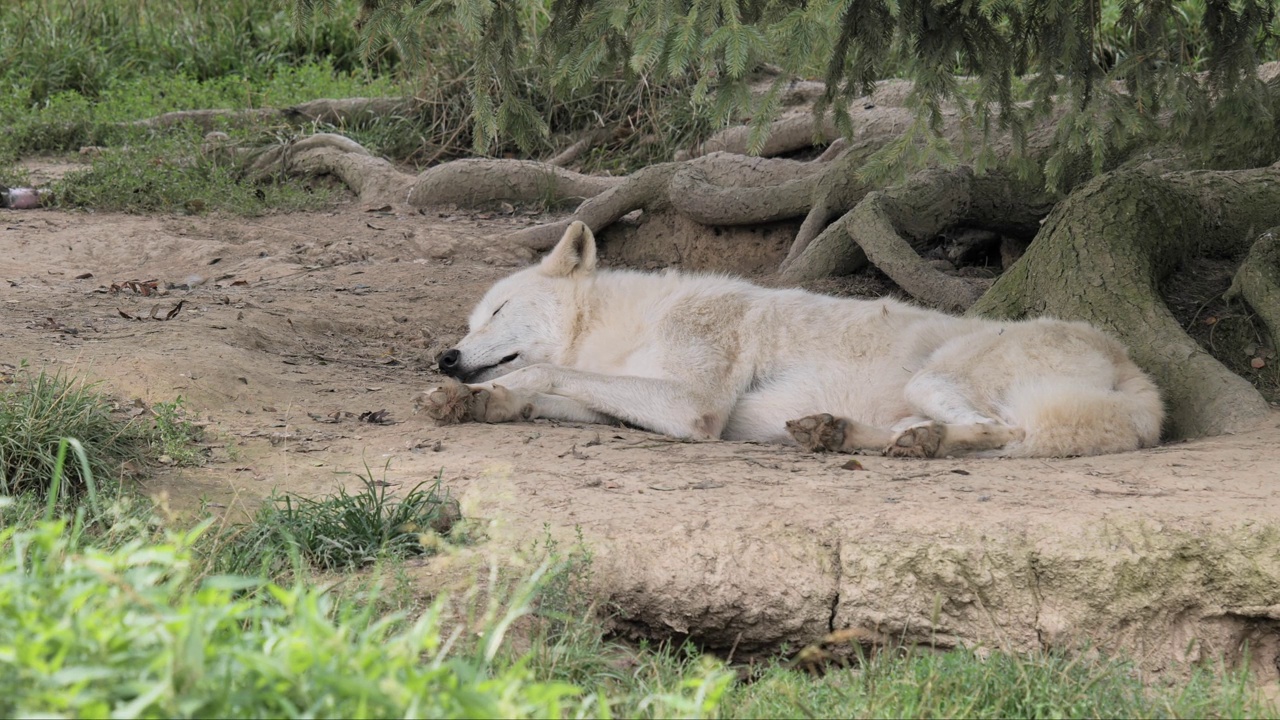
971 168 1280 438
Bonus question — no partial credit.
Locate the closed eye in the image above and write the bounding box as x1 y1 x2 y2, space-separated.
491 301 508 318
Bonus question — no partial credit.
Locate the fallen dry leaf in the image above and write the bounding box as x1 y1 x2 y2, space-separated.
358 409 392 424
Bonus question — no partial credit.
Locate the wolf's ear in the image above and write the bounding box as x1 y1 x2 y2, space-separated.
540 221 598 277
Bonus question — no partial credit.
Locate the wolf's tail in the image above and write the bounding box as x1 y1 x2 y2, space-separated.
1000 368 1164 458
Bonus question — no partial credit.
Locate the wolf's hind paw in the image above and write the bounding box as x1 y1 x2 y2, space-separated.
786 413 849 452
885 421 944 458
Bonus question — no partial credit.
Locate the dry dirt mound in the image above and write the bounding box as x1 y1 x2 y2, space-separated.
1 204 1278 686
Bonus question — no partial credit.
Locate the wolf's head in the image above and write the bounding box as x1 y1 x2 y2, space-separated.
437 221 597 383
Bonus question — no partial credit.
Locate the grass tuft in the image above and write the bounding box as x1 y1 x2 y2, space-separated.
0 369 151 500
148 396 206 466
211 464 461 578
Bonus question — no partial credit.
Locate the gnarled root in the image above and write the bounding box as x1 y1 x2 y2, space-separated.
1224 227 1280 349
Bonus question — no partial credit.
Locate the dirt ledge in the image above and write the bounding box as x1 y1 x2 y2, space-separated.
444 422 1280 684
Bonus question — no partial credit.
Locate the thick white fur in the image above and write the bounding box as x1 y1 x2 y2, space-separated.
427 221 1164 458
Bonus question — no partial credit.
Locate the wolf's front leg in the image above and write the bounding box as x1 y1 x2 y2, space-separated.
484 364 732 439
416 378 612 425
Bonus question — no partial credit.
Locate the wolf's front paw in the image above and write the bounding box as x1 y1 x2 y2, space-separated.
416 379 477 425
415 380 534 425
786 413 849 452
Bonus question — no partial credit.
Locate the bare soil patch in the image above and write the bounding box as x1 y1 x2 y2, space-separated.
2 201 1278 686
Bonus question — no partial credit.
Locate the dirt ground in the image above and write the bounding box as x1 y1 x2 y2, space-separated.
3 187 1280 686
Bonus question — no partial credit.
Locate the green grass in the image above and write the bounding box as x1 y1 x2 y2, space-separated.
0 0 380 106
0 370 152 499
0 0 408 214
0 61 405 157
0 450 731 718
208 465 463 579
723 650 1273 719
2 479 1275 718
0 368 217 503
0 515 731 718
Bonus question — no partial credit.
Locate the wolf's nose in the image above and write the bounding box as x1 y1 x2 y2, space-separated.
438 349 461 375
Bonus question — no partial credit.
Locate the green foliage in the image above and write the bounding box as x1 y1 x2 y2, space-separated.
315 0 1280 186
724 648 1275 718
298 0 714 167
0 518 717 718
209 465 460 578
0 1 417 204
558 0 1278 186
0 370 151 500
0 1 708 177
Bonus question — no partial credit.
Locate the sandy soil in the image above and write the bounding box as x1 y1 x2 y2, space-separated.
3 199 1279 684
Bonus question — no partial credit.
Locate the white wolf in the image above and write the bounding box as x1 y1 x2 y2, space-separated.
420 221 1163 458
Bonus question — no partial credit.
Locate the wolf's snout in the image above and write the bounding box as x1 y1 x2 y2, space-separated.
437 348 462 376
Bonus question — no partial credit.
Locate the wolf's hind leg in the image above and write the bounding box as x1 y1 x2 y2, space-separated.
883 369 1026 457
786 413 895 453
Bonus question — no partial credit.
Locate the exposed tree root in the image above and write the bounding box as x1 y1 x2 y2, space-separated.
1225 227 1280 350
781 168 1052 310
242 132 621 209
786 169 979 309
282 97 420 126
503 163 679 250
406 158 621 209
134 108 281 132
243 133 416 206
684 79 917 158
546 128 611 167
489 152 823 251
